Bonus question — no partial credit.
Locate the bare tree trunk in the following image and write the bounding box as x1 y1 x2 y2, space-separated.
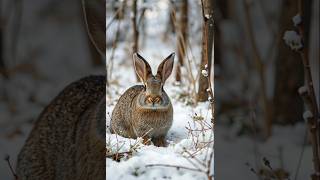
298 0 320 178
273 0 303 124
113 0 126 20
175 0 188 82
197 0 214 102
243 1 274 138
138 0 147 49
132 0 139 81
0 7 8 79
78 0 103 67
132 0 139 54
0 20 4 76
163 2 176 41
213 0 231 67
88 39 104 66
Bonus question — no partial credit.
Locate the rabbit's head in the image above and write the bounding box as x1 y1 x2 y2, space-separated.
133 53 174 109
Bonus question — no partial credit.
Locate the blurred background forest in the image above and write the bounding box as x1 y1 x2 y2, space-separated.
0 0 105 178
0 0 319 179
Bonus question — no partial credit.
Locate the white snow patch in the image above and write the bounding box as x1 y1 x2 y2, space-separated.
298 85 308 94
201 69 208 77
205 14 211 19
292 14 302 26
303 110 313 120
283 31 303 51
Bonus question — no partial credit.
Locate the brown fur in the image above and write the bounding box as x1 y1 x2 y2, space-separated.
16 76 106 180
111 53 174 147
111 85 173 142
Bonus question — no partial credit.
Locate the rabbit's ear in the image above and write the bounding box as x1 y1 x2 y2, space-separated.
133 53 152 83
82 0 106 56
157 53 175 83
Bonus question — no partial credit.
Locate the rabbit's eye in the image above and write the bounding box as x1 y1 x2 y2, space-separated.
154 97 161 103
145 96 161 104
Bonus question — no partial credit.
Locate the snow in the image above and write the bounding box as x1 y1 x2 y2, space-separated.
216 123 313 179
201 69 208 77
292 14 302 26
106 133 213 180
298 85 308 95
204 14 211 19
303 111 313 120
283 30 303 51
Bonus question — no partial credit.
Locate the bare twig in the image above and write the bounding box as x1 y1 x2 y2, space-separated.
206 148 214 180
295 1 320 178
107 16 121 83
145 163 205 173
106 3 126 31
293 125 308 180
10 0 23 64
4 155 19 180
175 0 188 82
131 0 140 81
249 103 262 180
197 0 214 102
168 3 197 102
183 149 207 168
243 0 273 138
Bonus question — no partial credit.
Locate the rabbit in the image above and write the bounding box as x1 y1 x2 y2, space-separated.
16 76 106 180
16 0 107 179
110 53 175 147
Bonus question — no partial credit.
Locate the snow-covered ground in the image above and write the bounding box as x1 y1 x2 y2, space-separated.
106 94 214 179
216 123 312 179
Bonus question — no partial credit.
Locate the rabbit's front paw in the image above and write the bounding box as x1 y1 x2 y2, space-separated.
152 136 167 147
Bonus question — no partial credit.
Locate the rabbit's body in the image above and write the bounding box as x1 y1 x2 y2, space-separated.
16 76 106 180
111 85 173 139
110 53 175 146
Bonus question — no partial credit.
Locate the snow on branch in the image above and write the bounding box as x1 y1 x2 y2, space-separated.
283 30 303 51
292 14 302 26
303 110 314 121
201 69 208 77
298 85 308 95
292 14 302 27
